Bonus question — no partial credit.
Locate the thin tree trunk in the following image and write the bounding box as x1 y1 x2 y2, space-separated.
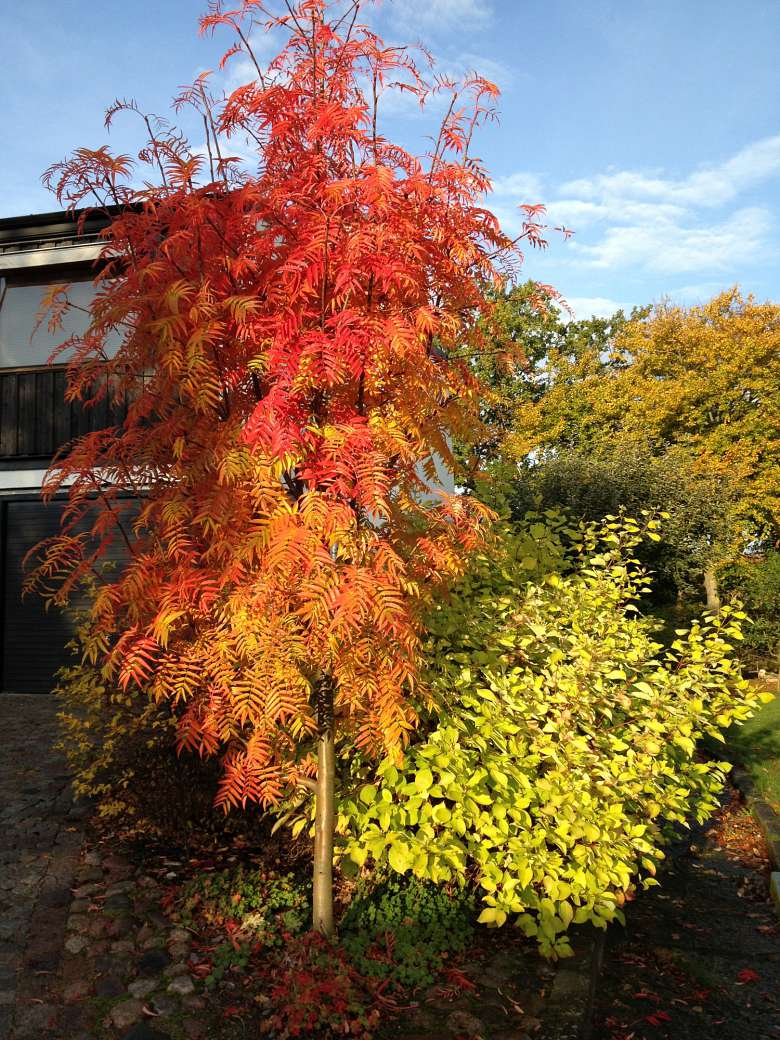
703 565 721 613
312 676 335 937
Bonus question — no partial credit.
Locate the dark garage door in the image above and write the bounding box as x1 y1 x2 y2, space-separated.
1 498 133 694
2 499 79 693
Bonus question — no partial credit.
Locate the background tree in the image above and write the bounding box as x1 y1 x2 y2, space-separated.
496 444 740 608
722 550 780 670
457 282 640 485
506 289 780 541
473 288 779 607
31 0 554 935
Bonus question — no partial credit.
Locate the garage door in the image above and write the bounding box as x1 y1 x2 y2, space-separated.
1 498 132 694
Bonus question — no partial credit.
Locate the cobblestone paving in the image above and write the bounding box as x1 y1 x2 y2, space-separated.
0 694 84 1040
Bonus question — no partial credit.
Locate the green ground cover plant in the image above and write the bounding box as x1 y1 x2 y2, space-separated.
172 866 312 989
723 690 780 811
340 876 475 990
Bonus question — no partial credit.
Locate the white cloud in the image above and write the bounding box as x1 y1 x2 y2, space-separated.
564 296 627 320
490 171 543 200
386 0 493 31
352 46 511 127
223 29 287 89
211 29 779 286
436 50 513 89
522 136 780 277
545 197 687 229
568 206 772 274
560 134 780 210
668 281 723 302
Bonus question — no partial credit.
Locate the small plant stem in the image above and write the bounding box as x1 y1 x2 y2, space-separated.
313 676 335 937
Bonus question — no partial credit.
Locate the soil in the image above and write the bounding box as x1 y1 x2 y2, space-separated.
374 928 554 1040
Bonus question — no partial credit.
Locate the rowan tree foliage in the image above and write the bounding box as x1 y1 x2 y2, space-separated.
30 0 556 931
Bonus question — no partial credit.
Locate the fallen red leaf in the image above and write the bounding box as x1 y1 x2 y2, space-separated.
688 988 710 1003
645 1011 672 1025
443 967 477 992
736 968 760 984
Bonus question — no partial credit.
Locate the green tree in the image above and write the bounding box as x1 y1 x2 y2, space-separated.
505 289 780 550
458 282 641 483
471 288 779 608
496 445 740 607
722 551 780 669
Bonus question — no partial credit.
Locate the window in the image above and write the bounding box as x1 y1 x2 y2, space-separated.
0 277 97 368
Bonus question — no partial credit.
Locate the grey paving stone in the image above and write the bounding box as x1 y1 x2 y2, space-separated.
0 695 84 1040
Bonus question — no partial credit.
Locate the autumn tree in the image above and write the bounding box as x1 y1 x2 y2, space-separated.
455 284 642 504
31 0 554 934
460 284 640 467
492 290 780 604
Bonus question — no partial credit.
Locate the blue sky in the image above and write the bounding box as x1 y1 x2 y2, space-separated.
3 0 779 317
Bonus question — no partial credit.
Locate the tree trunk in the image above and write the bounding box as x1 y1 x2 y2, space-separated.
312 676 335 937
703 565 721 613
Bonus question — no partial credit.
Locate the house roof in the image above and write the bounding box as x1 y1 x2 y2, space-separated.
0 207 118 275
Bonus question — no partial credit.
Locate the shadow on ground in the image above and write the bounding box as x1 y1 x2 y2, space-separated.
593 793 780 1040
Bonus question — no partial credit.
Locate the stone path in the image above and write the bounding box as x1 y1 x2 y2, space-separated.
0 695 206 1040
593 792 780 1040
0 694 85 1040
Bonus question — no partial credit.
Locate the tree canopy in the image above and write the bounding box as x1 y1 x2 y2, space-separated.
499 445 740 603
30 0 558 933
503 289 780 546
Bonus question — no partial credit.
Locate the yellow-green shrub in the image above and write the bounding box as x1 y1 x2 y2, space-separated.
56 610 245 841
336 514 769 957
56 638 176 819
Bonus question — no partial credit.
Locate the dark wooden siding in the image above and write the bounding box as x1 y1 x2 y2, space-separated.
0 366 129 460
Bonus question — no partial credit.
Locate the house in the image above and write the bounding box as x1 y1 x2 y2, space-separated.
0 207 126 693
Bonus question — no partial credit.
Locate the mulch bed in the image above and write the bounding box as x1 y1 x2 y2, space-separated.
52 818 558 1040
51 789 780 1039
18 721 779 1040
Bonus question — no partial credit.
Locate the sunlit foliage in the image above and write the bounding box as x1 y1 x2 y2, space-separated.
30 0 556 810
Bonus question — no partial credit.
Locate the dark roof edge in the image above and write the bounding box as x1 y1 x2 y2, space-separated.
0 205 124 243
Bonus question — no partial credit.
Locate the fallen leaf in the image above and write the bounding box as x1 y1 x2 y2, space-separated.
737 968 760 984
645 1010 672 1025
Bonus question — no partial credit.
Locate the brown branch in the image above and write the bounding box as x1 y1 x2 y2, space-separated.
235 23 268 88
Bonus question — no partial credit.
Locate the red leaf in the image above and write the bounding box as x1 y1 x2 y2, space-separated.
736 968 760 984
645 1011 671 1025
